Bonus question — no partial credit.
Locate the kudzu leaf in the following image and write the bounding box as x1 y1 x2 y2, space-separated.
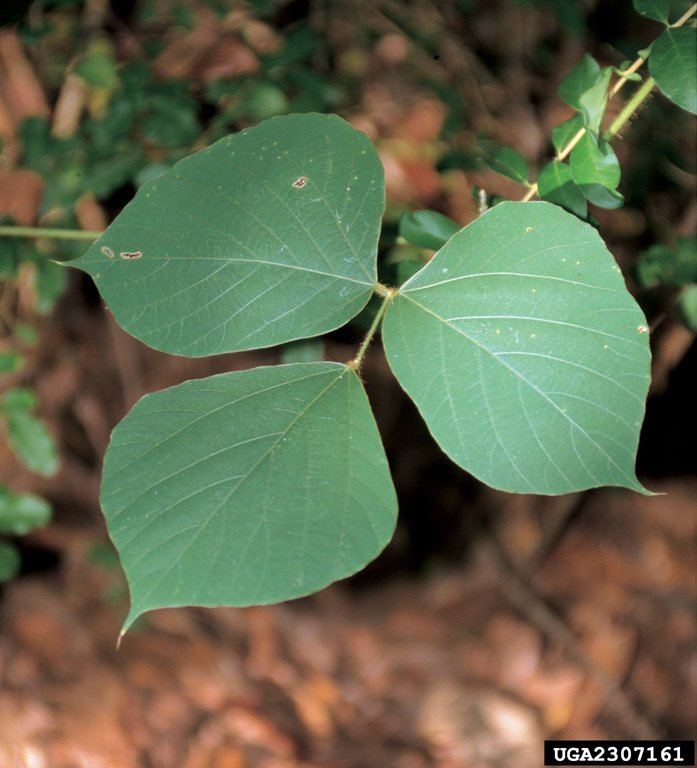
570 133 624 209
481 144 529 183
0 485 52 535
552 113 585 155
101 362 397 635
537 160 588 219
558 54 601 110
649 27 697 115
578 67 613 135
399 210 460 251
632 0 670 24
73 114 384 356
382 201 651 495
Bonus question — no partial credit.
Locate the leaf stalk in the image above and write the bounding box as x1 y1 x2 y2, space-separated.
348 286 396 372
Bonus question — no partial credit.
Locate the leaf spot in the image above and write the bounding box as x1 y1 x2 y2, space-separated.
526 227 532 232
120 251 143 259
292 176 308 188
101 246 114 258
637 325 648 333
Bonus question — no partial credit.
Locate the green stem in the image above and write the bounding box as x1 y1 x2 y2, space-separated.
348 286 395 372
0 226 103 240
603 76 656 142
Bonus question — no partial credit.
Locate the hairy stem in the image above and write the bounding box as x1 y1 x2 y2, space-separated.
523 2 696 204
348 286 395 372
0 226 102 240
603 75 656 142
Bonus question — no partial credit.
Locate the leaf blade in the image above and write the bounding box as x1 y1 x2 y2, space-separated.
649 27 697 115
383 201 651 495
101 362 397 634
73 114 385 356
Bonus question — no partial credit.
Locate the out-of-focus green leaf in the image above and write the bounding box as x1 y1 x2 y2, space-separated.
649 27 697 115
552 113 585 155
676 285 697 333
558 54 601 110
481 143 529 183
0 351 23 374
399 210 460 251
280 338 325 363
0 542 21 583
634 239 697 287
537 160 588 218
74 50 119 89
1 397 59 477
262 25 318 69
676 284 697 331
1 387 36 412
579 67 613 135
0 485 52 535
570 133 624 208
35 259 68 314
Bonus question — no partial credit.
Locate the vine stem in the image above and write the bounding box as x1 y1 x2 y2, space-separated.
0 225 103 240
348 285 396 372
522 2 696 203
603 75 656 141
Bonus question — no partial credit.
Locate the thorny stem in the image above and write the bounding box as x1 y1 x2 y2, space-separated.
348 285 396 372
522 3 696 203
0 225 103 241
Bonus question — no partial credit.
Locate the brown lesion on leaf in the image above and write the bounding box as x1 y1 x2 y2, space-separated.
292 176 308 188
120 251 143 259
101 246 114 258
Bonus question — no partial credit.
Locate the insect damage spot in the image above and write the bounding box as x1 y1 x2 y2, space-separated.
120 251 143 259
292 176 308 188
101 246 114 258
637 324 648 333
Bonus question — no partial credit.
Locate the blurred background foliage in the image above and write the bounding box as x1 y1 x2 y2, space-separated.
0 0 694 580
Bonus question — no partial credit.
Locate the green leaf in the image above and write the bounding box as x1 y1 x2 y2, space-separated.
537 160 588 218
552 113 585 155
634 239 697 287
0 542 21 583
101 362 397 634
0 351 23 374
649 27 697 115
632 0 670 24
280 338 325 363
481 144 529 183
578 67 613 135
382 201 651 495
35 259 68 314
0 485 52 535
676 284 697 331
558 54 601 110
570 133 625 209
3 408 59 477
73 114 384 357
399 210 461 251
1 387 36 411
